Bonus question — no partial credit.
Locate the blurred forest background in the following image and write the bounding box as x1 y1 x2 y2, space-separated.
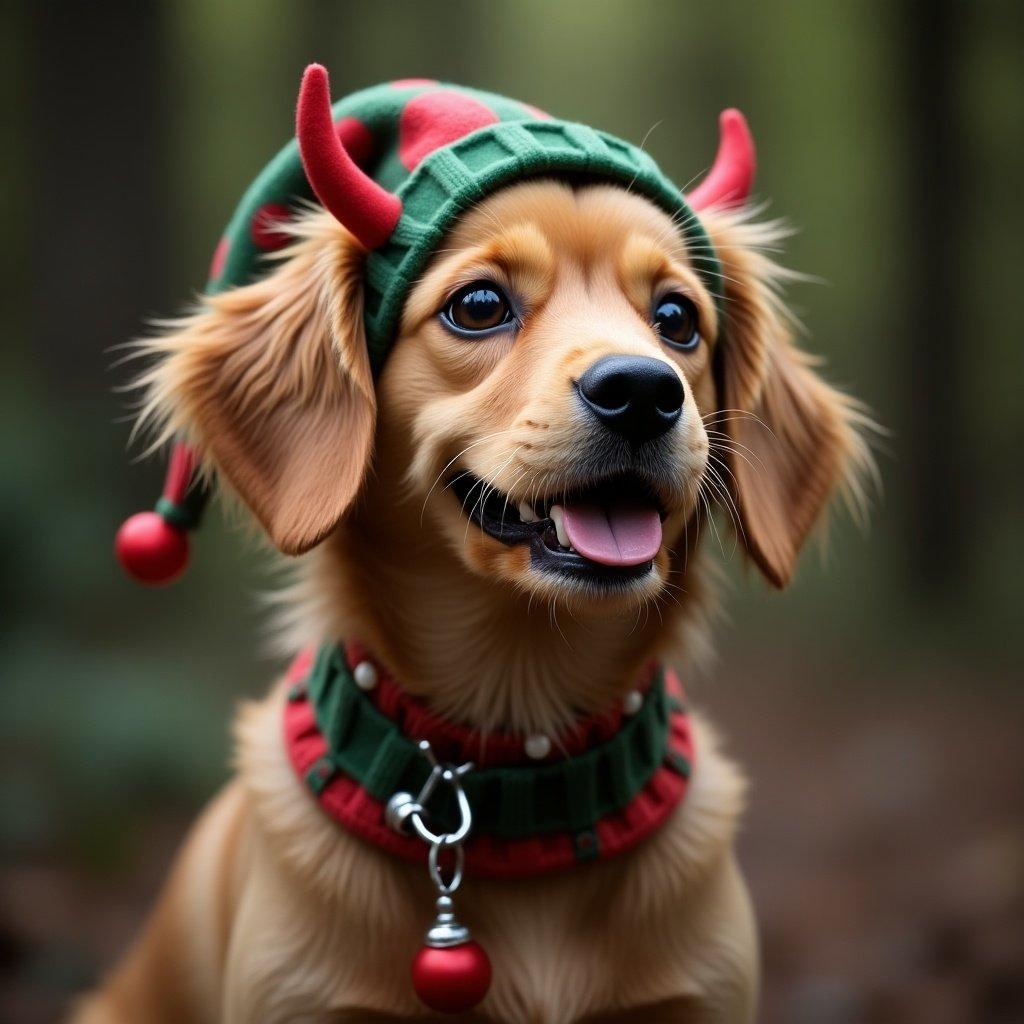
2 1 1022 1021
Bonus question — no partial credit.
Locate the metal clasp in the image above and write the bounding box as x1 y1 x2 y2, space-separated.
388 741 485 965
385 740 475 848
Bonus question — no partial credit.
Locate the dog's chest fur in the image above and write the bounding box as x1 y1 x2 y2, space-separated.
213 683 753 1023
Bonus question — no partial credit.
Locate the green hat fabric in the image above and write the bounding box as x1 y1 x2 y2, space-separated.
206 77 722 373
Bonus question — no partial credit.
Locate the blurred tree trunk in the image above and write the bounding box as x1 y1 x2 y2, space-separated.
897 0 970 602
29 0 167 390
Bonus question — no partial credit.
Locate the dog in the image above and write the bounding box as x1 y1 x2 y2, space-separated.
79 69 870 1023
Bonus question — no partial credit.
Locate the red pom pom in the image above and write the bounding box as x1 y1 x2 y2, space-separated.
115 512 189 585
411 941 491 1014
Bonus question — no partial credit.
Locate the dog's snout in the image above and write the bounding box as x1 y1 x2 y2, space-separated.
576 355 684 444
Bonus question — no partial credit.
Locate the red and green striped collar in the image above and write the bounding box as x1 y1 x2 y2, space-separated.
283 642 694 879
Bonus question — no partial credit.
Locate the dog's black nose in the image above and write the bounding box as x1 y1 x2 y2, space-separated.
576 355 684 444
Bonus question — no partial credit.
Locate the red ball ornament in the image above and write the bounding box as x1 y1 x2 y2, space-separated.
411 940 492 1015
115 511 189 585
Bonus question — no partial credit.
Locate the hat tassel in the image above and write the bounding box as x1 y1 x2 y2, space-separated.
115 441 208 585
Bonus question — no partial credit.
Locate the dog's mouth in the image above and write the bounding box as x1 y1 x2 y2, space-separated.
449 471 666 584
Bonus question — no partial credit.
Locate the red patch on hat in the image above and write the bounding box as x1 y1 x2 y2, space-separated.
208 236 229 280
251 202 293 251
336 116 374 167
392 78 438 89
398 91 499 171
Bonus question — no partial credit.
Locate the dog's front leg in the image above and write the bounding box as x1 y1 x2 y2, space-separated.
580 853 758 1024
221 833 424 1024
221 840 317 1024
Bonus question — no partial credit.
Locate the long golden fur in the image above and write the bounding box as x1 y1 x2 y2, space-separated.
77 180 870 1023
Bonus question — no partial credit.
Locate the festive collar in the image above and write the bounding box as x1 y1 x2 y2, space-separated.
283 641 694 879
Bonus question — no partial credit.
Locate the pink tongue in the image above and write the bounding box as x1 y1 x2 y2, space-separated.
561 501 662 567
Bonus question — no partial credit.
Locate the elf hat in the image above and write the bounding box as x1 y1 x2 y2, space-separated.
116 65 756 585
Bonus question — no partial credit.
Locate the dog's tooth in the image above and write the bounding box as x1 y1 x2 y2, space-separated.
518 500 539 524
550 505 570 548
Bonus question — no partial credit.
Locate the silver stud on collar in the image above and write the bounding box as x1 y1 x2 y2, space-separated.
524 734 551 760
353 660 378 691
622 690 643 716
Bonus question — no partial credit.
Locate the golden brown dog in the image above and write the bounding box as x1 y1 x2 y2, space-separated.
77 177 869 1022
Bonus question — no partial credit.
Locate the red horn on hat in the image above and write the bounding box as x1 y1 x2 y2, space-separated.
296 64 402 249
686 109 756 211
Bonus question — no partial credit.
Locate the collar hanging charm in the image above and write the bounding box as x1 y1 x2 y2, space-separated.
386 741 492 1014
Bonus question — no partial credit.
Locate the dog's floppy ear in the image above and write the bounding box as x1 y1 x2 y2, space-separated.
706 214 867 588
136 216 375 555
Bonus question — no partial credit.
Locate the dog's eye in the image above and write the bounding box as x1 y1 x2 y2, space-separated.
442 282 514 335
654 294 700 351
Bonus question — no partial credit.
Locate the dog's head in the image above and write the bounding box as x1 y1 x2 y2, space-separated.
136 92 868 629
384 180 721 610
137 190 864 610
